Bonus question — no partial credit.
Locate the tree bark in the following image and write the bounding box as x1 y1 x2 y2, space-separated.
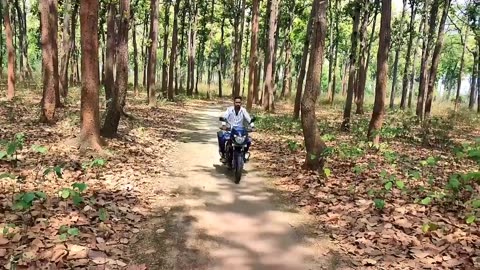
59 0 72 98
409 19 424 108
131 0 139 96
400 1 417 109
105 3 117 103
40 0 57 123
424 0 451 117
454 27 469 112
147 0 159 106
301 0 327 170
341 2 360 131
187 1 197 96
2 0 15 100
247 0 260 110
168 0 180 101
293 1 316 119
233 0 246 97
329 0 340 103
389 0 406 109
281 1 295 99
79 0 102 150
161 0 171 96
101 0 129 137
262 0 278 111
470 51 478 110
218 15 225 97
368 0 391 145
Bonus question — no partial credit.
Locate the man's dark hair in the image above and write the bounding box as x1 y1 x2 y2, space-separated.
233 96 242 101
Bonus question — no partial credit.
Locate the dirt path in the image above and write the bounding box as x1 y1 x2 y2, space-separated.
130 102 338 270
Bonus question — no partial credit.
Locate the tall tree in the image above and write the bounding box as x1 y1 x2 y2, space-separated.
147 0 159 106
470 51 478 110
329 0 340 103
368 0 392 145
40 0 57 123
454 26 469 112
59 0 72 98
263 0 279 111
101 0 130 137
104 3 117 103
79 0 102 150
218 15 225 97
246 0 260 110
400 0 417 109
424 0 451 117
131 0 139 96
187 0 198 96
293 2 316 119
2 0 15 100
168 0 180 101
341 1 361 131
233 0 246 97
161 0 171 96
388 0 407 108
301 0 328 170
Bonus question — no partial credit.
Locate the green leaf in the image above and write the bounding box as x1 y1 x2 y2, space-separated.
373 199 385 209
31 145 48 154
0 151 6 159
60 189 71 199
466 215 476 224
426 156 437 166
98 208 109 221
58 225 69 233
13 201 29 211
420 197 432 205
54 166 63 179
72 183 87 193
384 182 393 191
22 193 36 204
67 227 79 236
6 142 16 156
323 168 331 177
472 199 480 209
395 180 405 189
90 158 106 167
422 222 438 233
35 192 47 200
72 194 84 206
0 173 15 179
59 233 68 241
409 170 421 179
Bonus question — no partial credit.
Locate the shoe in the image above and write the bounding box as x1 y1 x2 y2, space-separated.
220 156 226 163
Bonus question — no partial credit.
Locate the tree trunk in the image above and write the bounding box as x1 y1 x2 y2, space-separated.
242 14 251 97
218 15 225 97
389 0 406 109
105 3 116 103
341 60 348 96
409 19 424 108
168 0 180 101
70 1 79 85
400 1 417 109
329 0 340 103
368 0 391 145
454 28 469 112
59 0 72 98
293 1 316 119
470 51 478 110
187 1 197 96
233 0 246 97
147 0 159 106
40 0 57 123
2 0 15 100
301 0 327 170
424 0 451 117
281 2 294 99
79 0 102 150
161 0 171 96
131 0 139 96
101 0 129 137
341 3 360 131
416 0 439 120
263 0 279 111
142 14 149 87
178 2 186 92
246 0 260 110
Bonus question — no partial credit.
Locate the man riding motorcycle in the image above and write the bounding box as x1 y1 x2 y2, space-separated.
217 96 254 163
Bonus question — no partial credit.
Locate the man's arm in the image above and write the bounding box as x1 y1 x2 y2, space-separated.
221 108 230 126
242 108 254 127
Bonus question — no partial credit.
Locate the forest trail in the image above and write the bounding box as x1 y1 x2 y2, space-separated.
130 102 338 270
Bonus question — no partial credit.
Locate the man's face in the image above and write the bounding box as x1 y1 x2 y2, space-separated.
234 99 242 110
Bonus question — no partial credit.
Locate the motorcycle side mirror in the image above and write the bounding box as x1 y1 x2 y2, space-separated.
219 117 226 122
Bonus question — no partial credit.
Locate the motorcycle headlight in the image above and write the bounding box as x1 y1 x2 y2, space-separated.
234 135 246 144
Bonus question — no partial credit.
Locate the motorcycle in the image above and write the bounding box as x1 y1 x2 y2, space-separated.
218 116 256 184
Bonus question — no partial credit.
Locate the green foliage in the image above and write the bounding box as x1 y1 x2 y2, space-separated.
58 225 80 241
58 183 88 206
13 191 47 211
0 133 25 161
255 114 302 135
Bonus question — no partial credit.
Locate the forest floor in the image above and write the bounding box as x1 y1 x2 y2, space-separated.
1 89 480 269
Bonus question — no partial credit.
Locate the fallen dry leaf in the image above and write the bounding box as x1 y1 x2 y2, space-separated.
67 244 89 260
88 250 107 265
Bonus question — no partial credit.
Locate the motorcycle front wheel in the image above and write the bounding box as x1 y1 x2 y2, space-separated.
234 151 244 184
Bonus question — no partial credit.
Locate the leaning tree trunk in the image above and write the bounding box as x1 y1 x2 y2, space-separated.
400 1 417 109
147 0 159 106
101 0 130 137
2 0 15 100
246 0 260 110
262 0 278 112
79 0 102 151
168 0 180 101
40 0 57 123
424 0 451 117
368 0 391 145
301 0 328 171
341 2 361 131
293 0 316 119
389 0 406 109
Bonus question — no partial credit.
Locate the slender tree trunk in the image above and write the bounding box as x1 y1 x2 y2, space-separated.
105 3 116 103
368 0 391 145
247 0 260 110
301 0 327 170
101 0 129 137
424 0 451 117
218 15 225 97
187 1 197 96
341 3 360 131
389 0 406 108
142 15 149 87
161 0 171 96
59 0 72 98
281 2 294 99
454 28 469 112
3 0 15 100
477 47 480 113
293 1 316 119
341 60 348 96
470 51 478 110
233 0 246 97
400 1 417 109
178 2 186 92
131 0 139 96
69 0 79 86
79 0 102 150
40 0 57 123
168 0 180 101
242 15 251 97
263 0 279 111
329 0 340 103
409 19 424 108
147 0 159 106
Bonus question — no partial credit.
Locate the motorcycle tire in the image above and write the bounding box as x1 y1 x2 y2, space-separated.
234 151 244 184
